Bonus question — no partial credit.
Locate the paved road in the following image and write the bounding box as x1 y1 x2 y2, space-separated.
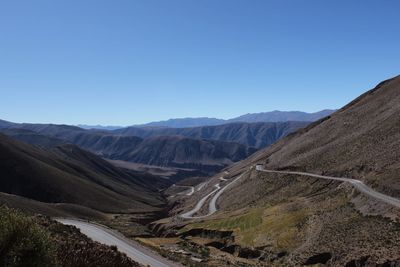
196 182 206 192
208 173 244 214
185 186 195 196
56 219 179 267
172 184 195 196
256 165 400 208
180 173 245 219
180 184 221 219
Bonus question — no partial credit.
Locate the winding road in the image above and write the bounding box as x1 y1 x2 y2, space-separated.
180 173 245 219
208 173 244 214
172 184 195 196
185 186 195 196
54 165 400 266
180 164 400 220
180 184 221 219
256 165 400 208
196 182 206 192
56 219 180 267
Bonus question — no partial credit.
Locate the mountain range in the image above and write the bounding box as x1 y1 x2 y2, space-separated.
114 121 309 149
136 109 334 128
0 121 309 176
0 110 329 176
75 109 334 130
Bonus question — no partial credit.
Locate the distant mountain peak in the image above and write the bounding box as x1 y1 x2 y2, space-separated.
135 117 225 128
77 124 123 131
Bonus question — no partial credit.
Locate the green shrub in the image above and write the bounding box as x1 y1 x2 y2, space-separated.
0 207 57 267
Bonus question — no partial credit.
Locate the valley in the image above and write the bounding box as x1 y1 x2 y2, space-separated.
0 119 309 178
0 78 399 266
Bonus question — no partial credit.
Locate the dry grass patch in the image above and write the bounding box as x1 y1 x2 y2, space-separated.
257 204 309 250
183 202 309 250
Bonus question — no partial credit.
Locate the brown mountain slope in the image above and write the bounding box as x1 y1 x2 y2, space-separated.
161 76 400 267
247 75 400 197
0 134 165 214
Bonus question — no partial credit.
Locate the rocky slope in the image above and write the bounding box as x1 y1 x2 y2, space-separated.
0 206 142 267
159 76 400 267
44 217 142 267
249 75 400 197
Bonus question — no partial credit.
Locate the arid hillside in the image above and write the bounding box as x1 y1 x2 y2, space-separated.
0 134 166 214
157 76 400 267
0 207 142 267
250 75 400 197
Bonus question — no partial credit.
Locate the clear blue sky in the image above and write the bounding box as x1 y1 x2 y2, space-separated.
1 0 399 125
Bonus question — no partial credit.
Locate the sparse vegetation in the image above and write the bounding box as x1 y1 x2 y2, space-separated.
187 208 263 237
0 206 142 267
184 204 308 249
179 240 210 258
0 206 57 267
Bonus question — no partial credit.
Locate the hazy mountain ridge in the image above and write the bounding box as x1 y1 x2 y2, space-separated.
136 117 225 128
135 109 335 128
0 128 66 148
77 124 124 130
0 119 16 129
115 121 309 149
228 109 334 123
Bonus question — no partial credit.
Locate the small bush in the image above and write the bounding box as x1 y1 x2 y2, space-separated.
0 206 57 267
